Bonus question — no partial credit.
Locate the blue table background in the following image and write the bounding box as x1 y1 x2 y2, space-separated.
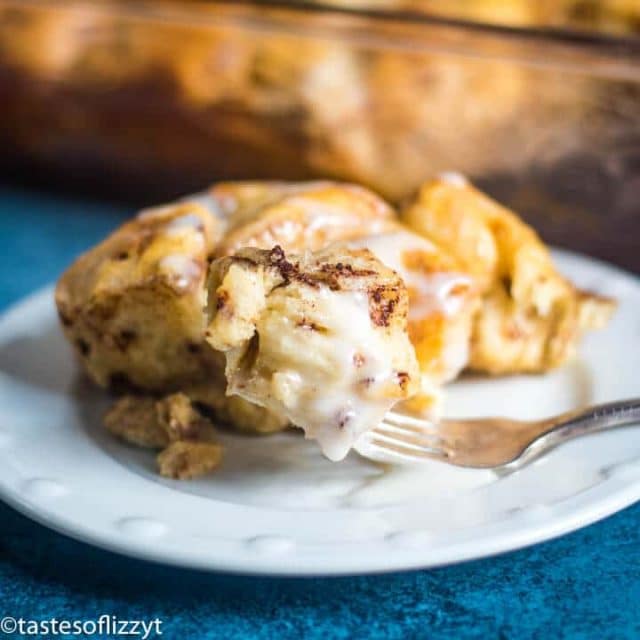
0 186 638 639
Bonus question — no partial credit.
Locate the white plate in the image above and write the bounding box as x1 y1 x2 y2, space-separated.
0 250 639 576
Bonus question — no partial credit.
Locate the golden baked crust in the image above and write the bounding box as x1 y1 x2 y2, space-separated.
157 441 223 480
208 180 396 256
183 376 290 435
402 175 616 373
55 200 222 391
155 392 213 442
104 395 170 449
104 392 214 447
205 244 419 460
104 392 223 479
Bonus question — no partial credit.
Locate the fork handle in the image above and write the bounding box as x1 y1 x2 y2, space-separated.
509 398 640 471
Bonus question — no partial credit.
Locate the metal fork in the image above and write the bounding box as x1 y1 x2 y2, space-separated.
354 398 640 474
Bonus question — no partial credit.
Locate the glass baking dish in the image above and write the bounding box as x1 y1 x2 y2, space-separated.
0 0 639 270
294 0 640 36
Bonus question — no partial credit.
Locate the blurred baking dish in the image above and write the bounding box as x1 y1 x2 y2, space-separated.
0 0 639 270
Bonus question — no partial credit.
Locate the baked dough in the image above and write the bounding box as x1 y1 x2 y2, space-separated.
205 245 420 460
55 200 221 391
104 392 223 479
402 174 615 373
202 180 397 256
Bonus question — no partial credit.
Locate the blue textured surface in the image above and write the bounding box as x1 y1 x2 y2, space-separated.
0 186 638 639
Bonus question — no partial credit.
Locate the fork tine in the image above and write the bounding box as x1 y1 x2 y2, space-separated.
367 429 443 455
375 421 445 448
383 411 439 433
359 397 640 469
366 436 449 461
353 410 452 464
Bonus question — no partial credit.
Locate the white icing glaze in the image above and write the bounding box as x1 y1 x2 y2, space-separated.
137 203 181 221
212 193 238 217
159 214 207 251
348 230 472 320
164 213 204 234
438 171 469 188
158 254 202 290
279 195 389 247
229 285 416 462
438 328 471 384
408 273 471 320
294 290 410 462
347 230 474 385
182 192 226 219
